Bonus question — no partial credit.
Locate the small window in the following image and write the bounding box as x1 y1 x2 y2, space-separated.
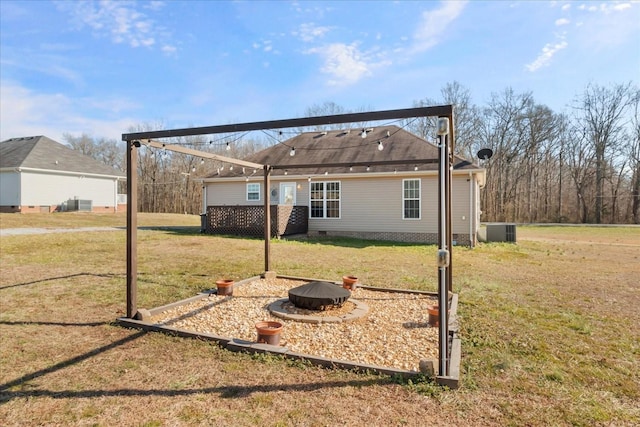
246 183 260 201
403 179 421 219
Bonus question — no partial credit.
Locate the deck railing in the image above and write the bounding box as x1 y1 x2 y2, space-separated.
205 205 308 238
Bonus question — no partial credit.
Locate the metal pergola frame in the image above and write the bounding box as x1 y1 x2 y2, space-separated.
122 104 456 378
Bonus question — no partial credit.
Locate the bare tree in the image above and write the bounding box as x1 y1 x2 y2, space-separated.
572 82 634 223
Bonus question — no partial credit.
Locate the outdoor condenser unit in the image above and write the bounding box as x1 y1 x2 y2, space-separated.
67 199 93 212
486 223 517 243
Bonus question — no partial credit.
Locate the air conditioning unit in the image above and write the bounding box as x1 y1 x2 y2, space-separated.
67 199 93 212
486 223 517 243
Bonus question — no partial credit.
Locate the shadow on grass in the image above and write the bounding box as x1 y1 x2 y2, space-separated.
0 376 391 402
0 272 122 291
0 330 147 395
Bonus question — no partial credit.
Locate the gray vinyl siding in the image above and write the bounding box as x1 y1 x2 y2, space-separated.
204 173 477 235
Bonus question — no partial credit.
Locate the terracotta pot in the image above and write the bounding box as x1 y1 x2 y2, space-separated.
216 279 234 296
255 321 283 345
342 275 358 291
427 305 449 327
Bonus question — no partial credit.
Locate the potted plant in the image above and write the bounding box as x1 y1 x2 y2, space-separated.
342 275 358 291
216 279 234 296
255 320 283 345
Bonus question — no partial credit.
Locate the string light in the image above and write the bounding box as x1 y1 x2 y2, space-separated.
349 166 353 172
324 171 328 175
377 140 384 151
200 158 205 165
290 147 296 156
226 142 231 151
192 166 196 172
366 166 370 172
284 170 288 175
414 165 418 171
361 129 367 139
229 165 233 171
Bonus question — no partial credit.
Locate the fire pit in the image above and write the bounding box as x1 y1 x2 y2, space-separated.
288 281 351 310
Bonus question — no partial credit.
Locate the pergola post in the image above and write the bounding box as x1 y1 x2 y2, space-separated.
264 165 271 273
126 141 138 319
437 117 451 377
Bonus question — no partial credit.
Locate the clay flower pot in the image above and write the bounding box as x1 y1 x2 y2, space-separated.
255 321 283 345
427 305 449 327
342 275 358 291
216 279 234 296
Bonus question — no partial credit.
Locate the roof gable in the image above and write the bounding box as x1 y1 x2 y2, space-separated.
0 136 125 177
210 125 477 178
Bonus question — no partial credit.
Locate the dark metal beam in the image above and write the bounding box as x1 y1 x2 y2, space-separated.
126 141 138 319
270 159 439 170
121 105 453 141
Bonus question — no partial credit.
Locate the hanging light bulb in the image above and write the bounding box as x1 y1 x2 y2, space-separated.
414 165 418 171
349 166 353 172
377 140 384 151
290 147 296 156
284 170 288 175
324 171 328 175
192 166 196 172
200 158 205 165
226 142 231 151
208 140 213 145
229 165 234 171
361 129 367 139
366 166 370 172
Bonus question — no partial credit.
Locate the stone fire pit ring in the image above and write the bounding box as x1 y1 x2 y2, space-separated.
268 298 369 324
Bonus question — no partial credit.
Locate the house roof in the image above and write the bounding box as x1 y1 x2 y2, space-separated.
0 136 125 178
207 125 479 179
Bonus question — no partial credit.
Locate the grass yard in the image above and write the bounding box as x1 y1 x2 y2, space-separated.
0 214 638 426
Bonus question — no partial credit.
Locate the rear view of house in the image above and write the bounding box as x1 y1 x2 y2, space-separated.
0 136 126 213
201 125 485 246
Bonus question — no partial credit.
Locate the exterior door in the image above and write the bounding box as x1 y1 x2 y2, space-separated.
279 182 296 205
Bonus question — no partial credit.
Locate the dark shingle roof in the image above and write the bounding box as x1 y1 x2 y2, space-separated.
210 125 477 178
0 136 125 177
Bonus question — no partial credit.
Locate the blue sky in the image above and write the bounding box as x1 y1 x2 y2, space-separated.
1 0 638 142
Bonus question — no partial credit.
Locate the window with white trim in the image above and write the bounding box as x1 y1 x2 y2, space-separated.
310 181 340 218
246 183 260 201
403 179 421 219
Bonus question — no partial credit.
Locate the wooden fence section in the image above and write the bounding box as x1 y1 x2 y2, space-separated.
205 205 308 238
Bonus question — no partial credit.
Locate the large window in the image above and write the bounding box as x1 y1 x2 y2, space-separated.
310 181 340 218
246 183 260 201
403 179 421 219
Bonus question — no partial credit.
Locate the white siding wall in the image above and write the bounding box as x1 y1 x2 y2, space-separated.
205 173 477 235
21 171 118 207
0 171 21 205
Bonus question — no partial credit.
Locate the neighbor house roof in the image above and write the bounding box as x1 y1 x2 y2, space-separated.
0 136 125 178
206 125 479 179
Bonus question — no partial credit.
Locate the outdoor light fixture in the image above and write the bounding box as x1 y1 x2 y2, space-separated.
200 158 205 165
349 166 353 172
325 171 328 175
437 117 450 136
361 128 373 138
414 165 418 171
308 177 311 182
284 170 288 175
192 166 196 172
366 166 371 171
290 147 296 156
226 142 231 151
377 140 384 151
209 140 213 145
229 165 233 171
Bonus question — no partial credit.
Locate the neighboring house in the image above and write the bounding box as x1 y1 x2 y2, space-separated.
0 136 126 213
201 125 485 246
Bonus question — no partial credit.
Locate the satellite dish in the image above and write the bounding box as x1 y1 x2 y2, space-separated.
477 148 494 160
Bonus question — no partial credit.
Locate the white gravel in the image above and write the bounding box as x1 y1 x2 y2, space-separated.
151 278 440 372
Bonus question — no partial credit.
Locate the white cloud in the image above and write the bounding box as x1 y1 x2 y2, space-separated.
525 40 568 72
561 4 571 11
56 0 172 51
411 1 467 53
0 81 137 141
294 23 332 42
306 43 372 86
555 18 570 26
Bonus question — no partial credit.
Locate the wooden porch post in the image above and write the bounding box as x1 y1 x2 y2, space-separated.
126 140 138 319
264 165 271 273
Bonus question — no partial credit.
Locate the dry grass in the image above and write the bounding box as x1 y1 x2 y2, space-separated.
0 216 639 426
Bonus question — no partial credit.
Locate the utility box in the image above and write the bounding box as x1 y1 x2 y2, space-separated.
486 223 517 243
67 199 93 212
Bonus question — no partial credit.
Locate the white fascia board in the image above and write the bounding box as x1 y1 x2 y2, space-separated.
11 167 125 180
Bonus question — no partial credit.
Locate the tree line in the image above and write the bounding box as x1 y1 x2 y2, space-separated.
65 81 640 224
